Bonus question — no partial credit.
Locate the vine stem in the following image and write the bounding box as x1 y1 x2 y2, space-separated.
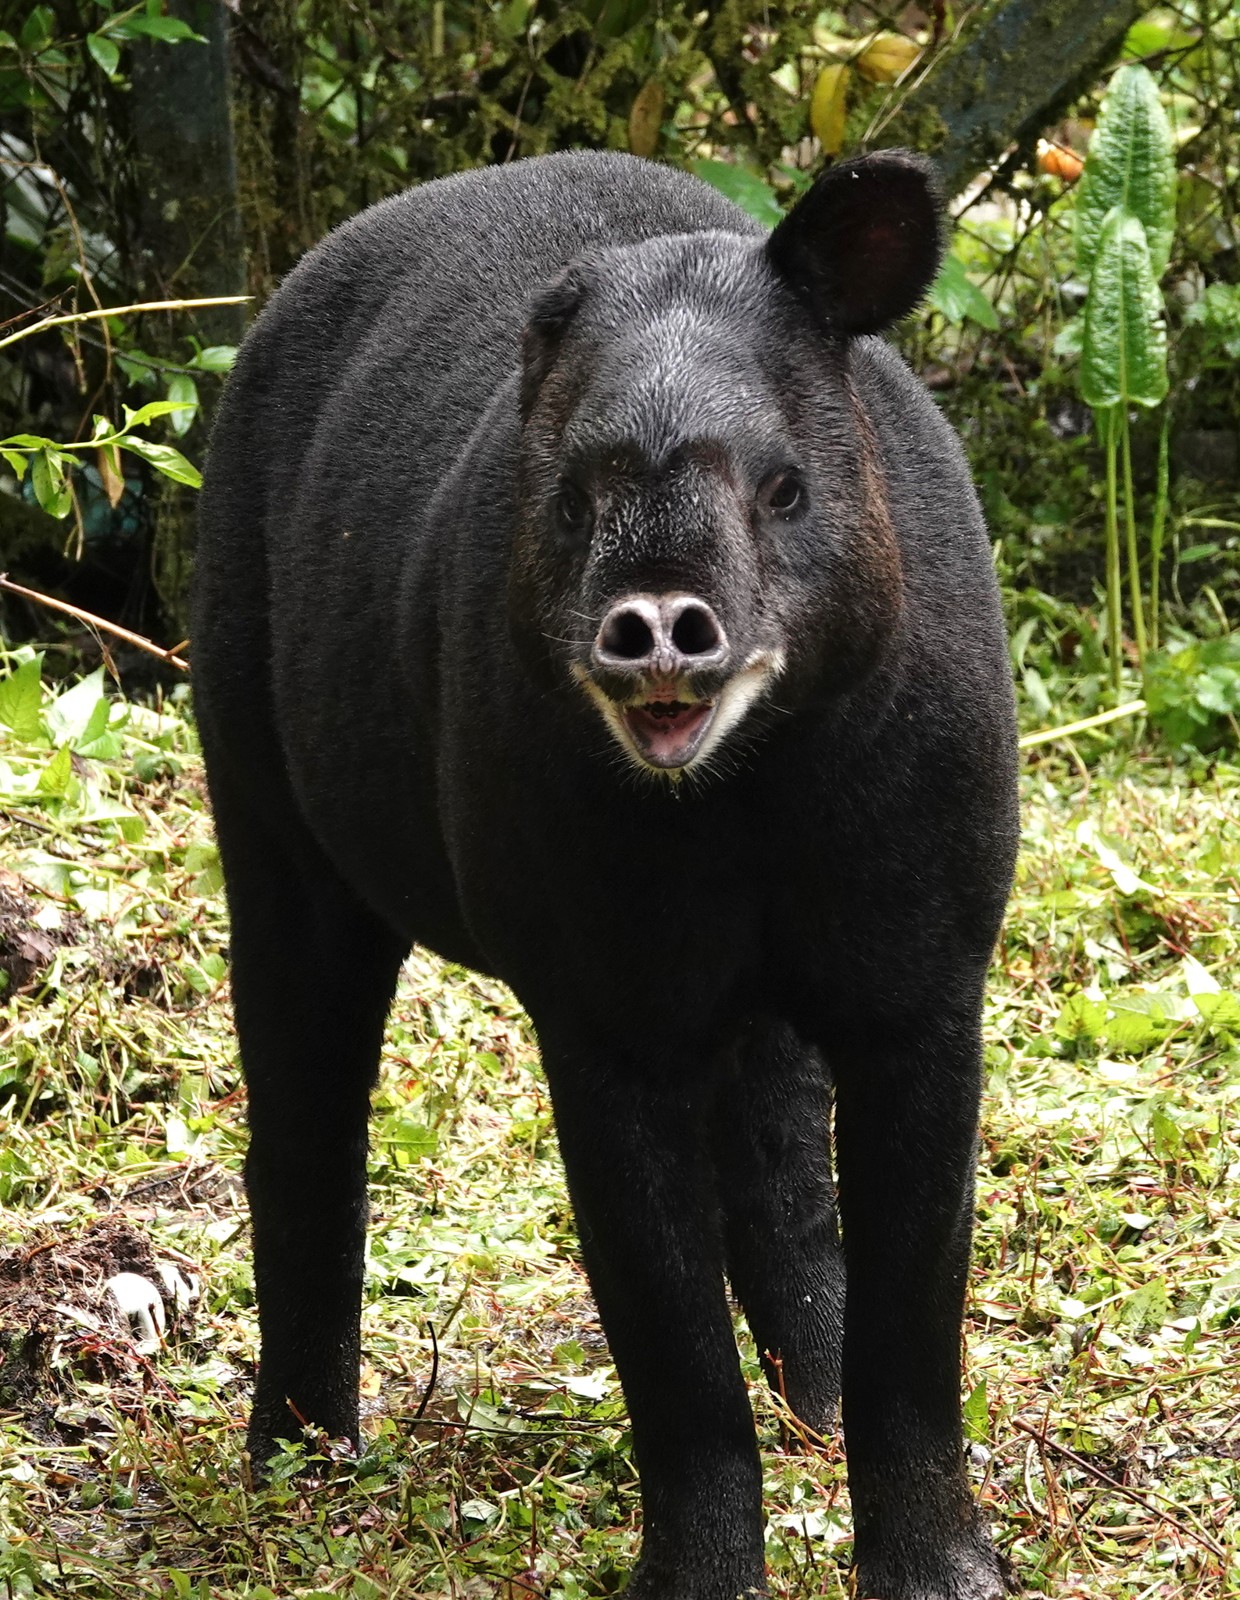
1120 415 1147 669
1102 407 1123 696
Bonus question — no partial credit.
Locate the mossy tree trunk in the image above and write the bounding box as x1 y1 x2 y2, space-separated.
127 0 246 633
878 0 1156 197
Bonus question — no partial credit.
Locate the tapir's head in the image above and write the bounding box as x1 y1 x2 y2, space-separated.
513 151 944 778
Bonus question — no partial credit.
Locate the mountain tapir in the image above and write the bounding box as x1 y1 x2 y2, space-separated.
193 149 1019 1600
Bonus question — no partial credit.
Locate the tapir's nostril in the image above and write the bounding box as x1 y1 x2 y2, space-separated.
600 606 657 662
671 602 723 658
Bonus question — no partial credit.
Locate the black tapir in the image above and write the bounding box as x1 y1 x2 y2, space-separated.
193 149 1019 1600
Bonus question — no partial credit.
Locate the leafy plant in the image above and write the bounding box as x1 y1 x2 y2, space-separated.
1143 632 1240 750
0 301 240 538
1074 63 1176 693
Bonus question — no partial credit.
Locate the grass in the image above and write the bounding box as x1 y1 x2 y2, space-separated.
0 642 1238 1599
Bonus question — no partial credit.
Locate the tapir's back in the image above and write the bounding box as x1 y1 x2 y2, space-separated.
203 154 757 559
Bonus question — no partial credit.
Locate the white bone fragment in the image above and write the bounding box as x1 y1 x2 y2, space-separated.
105 1272 166 1354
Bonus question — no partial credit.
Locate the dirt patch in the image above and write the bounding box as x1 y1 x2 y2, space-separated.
0 1215 197 1412
0 872 79 993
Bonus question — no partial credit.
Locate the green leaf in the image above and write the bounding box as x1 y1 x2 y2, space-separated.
113 15 205 43
927 253 999 331
86 31 120 76
36 742 73 797
1080 208 1167 411
1052 317 1083 358
188 344 237 372
1075 64 1176 281
1195 991 1240 1033
1184 281 1240 359
117 436 202 487
691 160 784 229
45 667 107 747
18 6 55 51
1055 991 1106 1042
1122 15 1198 63
1 448 28 478
962 1378 989 1444
29 448 72 518
165 374 199 437
1119 1278 1169 1333
121 398 196 431
0 654 45 739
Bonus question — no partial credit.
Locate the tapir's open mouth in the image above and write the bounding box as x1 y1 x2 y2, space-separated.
621 695 717 768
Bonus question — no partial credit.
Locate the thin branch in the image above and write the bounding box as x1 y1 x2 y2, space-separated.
1010 1418 1226 1559
0 574 189 671
0 297 249 355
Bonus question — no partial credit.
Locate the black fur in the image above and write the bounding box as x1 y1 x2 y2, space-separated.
194 149 1018 1600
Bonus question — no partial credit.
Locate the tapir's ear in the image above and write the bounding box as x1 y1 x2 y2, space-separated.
766 150 944 336
521 268 586 418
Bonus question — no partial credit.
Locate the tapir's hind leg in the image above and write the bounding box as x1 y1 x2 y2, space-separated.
711 1022 845 1435
208 773 407 1462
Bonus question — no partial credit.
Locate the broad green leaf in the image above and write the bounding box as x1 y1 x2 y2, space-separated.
1 448 28 478
18 6 55 50
0 432 58 448
1120 1278 1169 1333
45 667 107 746
188 344 237 372
1075 64 1176 281
927 253 999 330
1122 15 1198 62
29 447 72 518
1055 991 1106 1042
691 160 784 229
86 31 119 76
117 436 202 487
0 654 44 739
1080 208 1167 411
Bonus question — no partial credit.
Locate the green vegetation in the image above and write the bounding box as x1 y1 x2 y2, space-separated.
1 640 1239 1598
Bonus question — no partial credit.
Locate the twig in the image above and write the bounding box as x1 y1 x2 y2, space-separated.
411 1319 440 1426
0 295 249 354
1019 699 1147 751
0 573 189 671
1010 1417 1226 1559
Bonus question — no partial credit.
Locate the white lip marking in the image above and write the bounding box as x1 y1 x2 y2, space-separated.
572 648 785 776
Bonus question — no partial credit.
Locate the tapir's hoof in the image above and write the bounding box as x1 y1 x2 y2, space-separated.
855 1533 1014 1600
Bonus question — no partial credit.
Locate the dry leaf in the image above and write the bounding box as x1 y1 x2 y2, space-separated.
628 80 665 158
97 445 125 508
855 31 922 85
810 63 850 154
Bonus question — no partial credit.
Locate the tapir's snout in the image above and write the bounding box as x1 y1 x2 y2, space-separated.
593 592 729 679
583 591 736 770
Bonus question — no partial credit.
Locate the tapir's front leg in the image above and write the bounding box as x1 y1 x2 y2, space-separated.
538 1025 765 1600
832 1005 1007 1600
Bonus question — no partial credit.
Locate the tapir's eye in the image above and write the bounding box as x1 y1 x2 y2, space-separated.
764 472 805 517
555 480 593 540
